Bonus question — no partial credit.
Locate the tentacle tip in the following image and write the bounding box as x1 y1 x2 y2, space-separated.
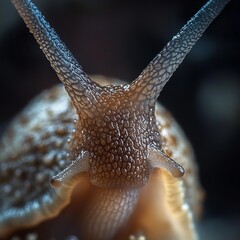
171 165 185 178
50 177 62 188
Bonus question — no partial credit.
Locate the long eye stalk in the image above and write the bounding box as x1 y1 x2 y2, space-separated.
11 0 102 113
130 0 230 105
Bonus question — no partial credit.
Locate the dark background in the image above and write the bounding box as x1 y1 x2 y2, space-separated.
0 0 239 239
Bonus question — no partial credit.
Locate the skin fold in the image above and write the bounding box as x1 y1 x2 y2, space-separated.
0 0 230 239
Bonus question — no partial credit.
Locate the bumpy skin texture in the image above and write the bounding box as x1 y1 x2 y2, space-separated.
0 78 200 240
73 86 158 188
0 85 74 236
0 0 230 239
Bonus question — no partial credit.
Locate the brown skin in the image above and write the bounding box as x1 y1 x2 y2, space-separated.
0 0 230 239
0 82 198 239
73 86 156 188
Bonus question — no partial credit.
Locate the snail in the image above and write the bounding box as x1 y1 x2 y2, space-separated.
0 0 230 239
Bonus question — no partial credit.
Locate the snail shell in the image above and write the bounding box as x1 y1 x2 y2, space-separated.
0 0 230 239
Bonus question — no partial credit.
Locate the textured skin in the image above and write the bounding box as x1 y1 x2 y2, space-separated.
0 0 230 239
11 0 102 113
130 0 231 105
0 78 200 240
0 85 75 237
72 85 158 188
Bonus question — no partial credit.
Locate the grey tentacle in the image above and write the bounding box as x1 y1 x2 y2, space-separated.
50 151 90 188
130 0 230 105
147 146 185 178
11 0 102 113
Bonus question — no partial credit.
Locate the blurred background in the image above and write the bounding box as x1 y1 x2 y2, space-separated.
0 0 239 239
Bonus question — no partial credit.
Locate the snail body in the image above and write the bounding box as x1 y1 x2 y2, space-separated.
0 0 230 239
0 77 199 240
